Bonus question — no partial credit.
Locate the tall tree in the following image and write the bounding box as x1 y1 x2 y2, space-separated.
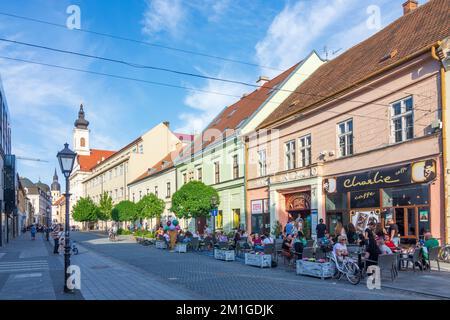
171 181 219 219
72 197 99 230
98 192 113 221
136 193 165 229
111 200 138 224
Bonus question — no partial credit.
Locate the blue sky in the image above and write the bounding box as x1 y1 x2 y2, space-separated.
0 0 417 186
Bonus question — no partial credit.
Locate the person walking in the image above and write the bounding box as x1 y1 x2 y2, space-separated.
51 224 61 254
30 224 37 240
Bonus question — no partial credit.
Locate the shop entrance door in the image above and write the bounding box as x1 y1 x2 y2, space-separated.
288 210 312 239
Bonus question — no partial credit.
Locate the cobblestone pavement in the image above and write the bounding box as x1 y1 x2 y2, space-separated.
72 232 443 300
0 232 82 300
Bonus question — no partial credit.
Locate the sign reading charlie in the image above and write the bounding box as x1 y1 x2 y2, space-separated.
324 159 436 194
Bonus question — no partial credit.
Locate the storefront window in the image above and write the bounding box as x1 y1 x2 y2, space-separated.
326 193 347 210
232 209 240 229
407 208 416 236
382 185 429 207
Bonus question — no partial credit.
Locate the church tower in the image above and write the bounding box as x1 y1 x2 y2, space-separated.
73 104 90 155
51 169 61 203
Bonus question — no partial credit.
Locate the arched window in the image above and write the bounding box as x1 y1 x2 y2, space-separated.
80 137 86 147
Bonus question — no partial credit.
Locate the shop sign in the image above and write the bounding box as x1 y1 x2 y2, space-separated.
251 200 263 214
324 159 436 194
350 190 380 209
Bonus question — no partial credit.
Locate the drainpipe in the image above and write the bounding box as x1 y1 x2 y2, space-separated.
431 42 448 243
244 138 249 234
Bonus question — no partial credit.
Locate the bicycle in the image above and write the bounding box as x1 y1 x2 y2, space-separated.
328 252 361 285
108 229 117 242
439 244 450 263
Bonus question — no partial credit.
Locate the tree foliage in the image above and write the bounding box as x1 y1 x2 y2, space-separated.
171 181 219 219
72 197 99 222
136 193 165 220
111 200 138 222
98 192 113 221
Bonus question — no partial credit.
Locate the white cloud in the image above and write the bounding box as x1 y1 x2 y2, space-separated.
255 0 357 73
175 67 252 133
209 0 231 22
142 0 185 37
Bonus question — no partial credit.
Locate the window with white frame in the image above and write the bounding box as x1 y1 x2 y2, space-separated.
285 140 296 170
258 150 267 177
233 155 239 179
214 162 220 184
391 96 414 143
337 119 353 157
299 134 312 167
154 186 158 198
166 182 171 198
139 144 144 154
182 172 187 185
197 167 202 182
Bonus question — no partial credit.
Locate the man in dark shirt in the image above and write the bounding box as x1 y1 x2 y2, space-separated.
387 219 400 247
316 219 327 239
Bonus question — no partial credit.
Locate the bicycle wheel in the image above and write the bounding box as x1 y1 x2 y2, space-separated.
345 261 361 285
440 247 450 262
330 260 342 280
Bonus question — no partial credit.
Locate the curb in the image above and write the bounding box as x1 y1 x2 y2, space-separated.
381 284 450 300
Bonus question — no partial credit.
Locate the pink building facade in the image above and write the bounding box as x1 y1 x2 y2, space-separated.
246 51 445 241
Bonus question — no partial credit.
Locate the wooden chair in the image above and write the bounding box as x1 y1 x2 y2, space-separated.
190 237 200 251
274 239 283 262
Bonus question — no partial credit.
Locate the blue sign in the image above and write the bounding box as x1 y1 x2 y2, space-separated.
311 209 318 237
211 209 218 217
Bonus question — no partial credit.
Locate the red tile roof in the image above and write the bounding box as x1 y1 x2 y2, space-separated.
178 62 301 160
78 149 116 172
259 0 450 128
129 146 183 185
53 195 66 206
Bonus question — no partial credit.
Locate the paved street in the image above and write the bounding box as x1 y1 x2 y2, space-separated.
71 232 449 300
1 231 450 300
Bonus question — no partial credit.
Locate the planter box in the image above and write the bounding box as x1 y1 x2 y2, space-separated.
155 240 167 249
296 260 335 279
175 243 187 253
214 249 235 261
244 253 271 268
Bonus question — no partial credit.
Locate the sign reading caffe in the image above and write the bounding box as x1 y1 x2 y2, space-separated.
324 159 436 194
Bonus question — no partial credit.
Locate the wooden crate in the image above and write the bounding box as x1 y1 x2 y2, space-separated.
244 253 271 268
214 249 235 261
296 260 335 279
155 240 167 249
175 243 187 253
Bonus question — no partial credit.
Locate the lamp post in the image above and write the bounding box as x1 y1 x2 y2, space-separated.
57 143 76 293
45 207 50 241
210 195 218 235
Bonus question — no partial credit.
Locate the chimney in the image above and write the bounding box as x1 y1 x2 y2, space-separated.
402 0 418 15
163 121 170 128
256 76 270 87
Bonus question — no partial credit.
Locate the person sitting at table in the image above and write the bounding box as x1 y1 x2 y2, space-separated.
377 235 392 254
375 222 387 238
252 233 262 247
182 230 193 243
384 235 397 250
364 231 381 267
293 231 307 259
254 235 269 252
219 232 228 242
281 234 293 261
232 229 241 247
262 233 274 245
333 235 349 262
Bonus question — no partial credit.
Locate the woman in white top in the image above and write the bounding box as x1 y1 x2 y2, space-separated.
333 235 349 261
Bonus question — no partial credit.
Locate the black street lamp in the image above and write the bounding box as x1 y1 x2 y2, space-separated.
45 207 50 241
57 143 76 293
210 195 218 234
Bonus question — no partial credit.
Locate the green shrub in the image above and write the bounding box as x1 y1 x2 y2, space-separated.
118 228 132 235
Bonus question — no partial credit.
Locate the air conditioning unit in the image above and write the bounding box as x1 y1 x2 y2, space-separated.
431 120 442 130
